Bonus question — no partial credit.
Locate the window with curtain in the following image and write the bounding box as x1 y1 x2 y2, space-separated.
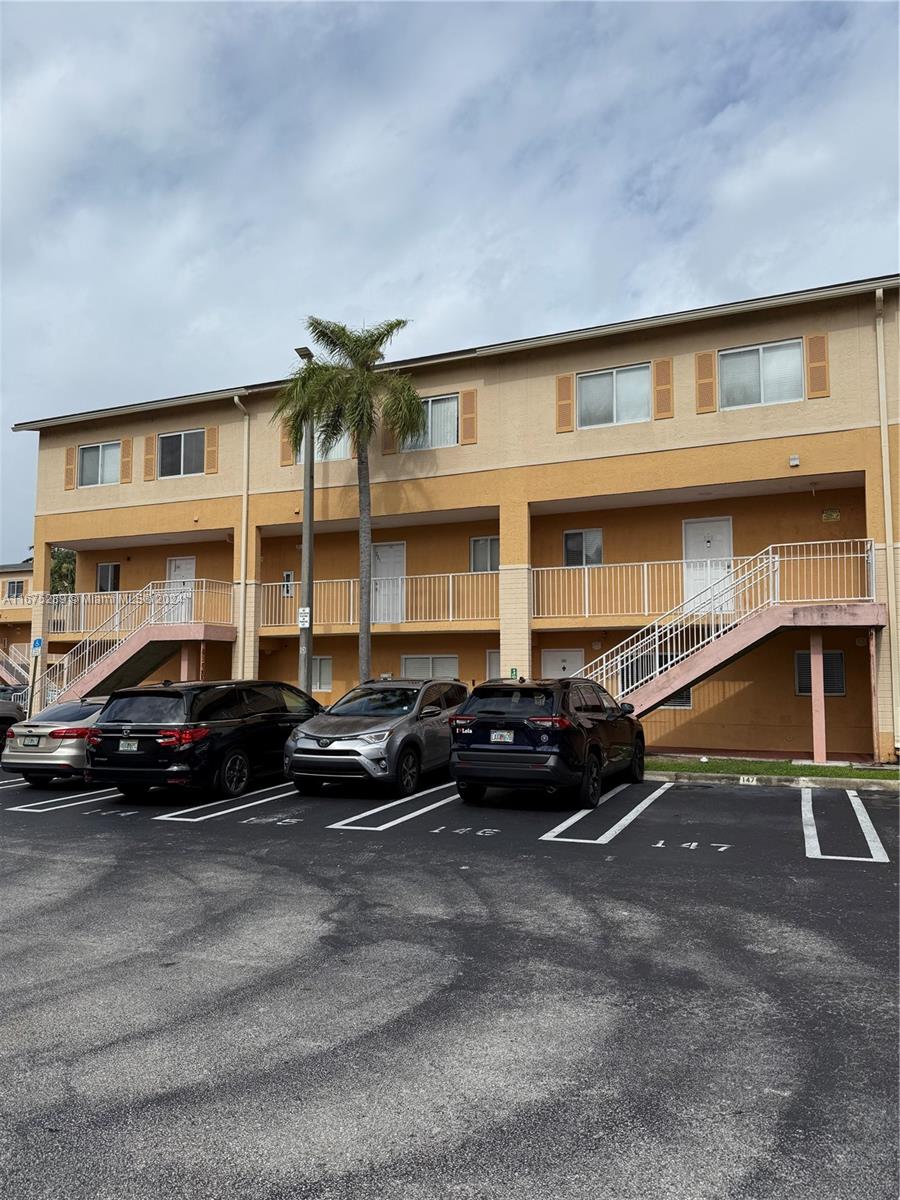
296 431 351 463
96 563 121 593
470 536 499 572
564 529 603 567
576 364 650 427
719 339 804 409
312 657 333 691
158 430 205 477
401 654 459 679
78 441 121 487
404 395 459 450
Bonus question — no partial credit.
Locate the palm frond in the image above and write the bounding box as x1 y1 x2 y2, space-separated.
379 372 426 444
306 317 360 367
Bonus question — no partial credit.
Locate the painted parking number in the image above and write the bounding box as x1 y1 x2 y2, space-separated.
652 840 732 852
430 826 501 836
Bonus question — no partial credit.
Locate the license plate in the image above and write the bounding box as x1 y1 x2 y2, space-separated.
23 735 40 747
490 730 514 744
118 740 139 752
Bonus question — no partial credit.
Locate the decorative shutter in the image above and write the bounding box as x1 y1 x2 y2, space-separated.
120 437 133 483
382 425 397 455
652 358 674 419
64 446 77 490
805 334 829 398
143 434 157 481
204 426 219 474
555 373 575 433
460 389 478 444
695 352 717 413
279 424 294 467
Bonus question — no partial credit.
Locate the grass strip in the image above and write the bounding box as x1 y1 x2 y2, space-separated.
646 756 897 782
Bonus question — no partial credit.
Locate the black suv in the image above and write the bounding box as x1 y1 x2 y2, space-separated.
449 677 644 808
86 681 320 800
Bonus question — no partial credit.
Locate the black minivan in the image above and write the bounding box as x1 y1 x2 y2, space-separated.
449 677 644 808
86 681 320 800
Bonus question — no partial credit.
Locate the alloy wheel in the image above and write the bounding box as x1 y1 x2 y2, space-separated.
223 752 249 796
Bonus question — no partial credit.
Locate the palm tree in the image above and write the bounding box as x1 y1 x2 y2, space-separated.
273 318 425 684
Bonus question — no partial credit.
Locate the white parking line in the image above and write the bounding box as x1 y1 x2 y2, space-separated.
539 782 643 844
0 778 30 789
154 782 298 823
327 783 459 832
6 788 121 813
801 787 890 863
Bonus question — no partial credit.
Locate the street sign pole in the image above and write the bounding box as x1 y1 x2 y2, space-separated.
298 415 315 695
26 637 42 718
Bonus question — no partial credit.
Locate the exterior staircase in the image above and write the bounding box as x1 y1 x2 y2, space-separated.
582 540 886 715
27 580 235 710
0 645 29 688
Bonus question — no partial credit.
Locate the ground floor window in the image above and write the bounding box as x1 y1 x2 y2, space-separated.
401 654 459 679
795 650 845 696
312 656 332 692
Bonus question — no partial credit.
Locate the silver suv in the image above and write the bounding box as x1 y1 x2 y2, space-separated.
284 678 468 796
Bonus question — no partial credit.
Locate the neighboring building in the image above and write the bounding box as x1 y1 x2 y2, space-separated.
12 275 900 762
0 560 34 687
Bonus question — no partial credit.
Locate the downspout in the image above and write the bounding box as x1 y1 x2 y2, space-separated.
874 287 899 758
233 396 251 674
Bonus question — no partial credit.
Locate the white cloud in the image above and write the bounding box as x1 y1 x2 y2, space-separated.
1 1 897 558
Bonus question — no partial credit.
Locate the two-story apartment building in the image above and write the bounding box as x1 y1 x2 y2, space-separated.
12 275 899 762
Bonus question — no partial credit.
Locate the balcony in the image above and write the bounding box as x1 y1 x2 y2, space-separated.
259 572 500 630
40 582 234 636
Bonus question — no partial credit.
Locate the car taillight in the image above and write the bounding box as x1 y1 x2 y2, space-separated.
49 727 94 740
525 716 572 729
449 716 471 730
5 728 14 740
156 727 210 747
86 730 102 746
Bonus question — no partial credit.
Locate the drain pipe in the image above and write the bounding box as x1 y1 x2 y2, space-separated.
874 288 899 759
233 395 251 674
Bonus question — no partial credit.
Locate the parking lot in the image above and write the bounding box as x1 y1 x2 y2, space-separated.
0 770 897 1199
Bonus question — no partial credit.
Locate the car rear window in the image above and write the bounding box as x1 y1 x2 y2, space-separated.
101 694 187 723
328 687 419 717
33 701 104 723
462 687 559 717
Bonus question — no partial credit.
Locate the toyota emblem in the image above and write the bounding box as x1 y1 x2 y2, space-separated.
318 738 331 748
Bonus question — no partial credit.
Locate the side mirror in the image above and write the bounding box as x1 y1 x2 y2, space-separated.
420 704 442 719
619 702 635 715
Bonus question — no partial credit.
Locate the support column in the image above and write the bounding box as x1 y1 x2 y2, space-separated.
809 631 827 764
499 498 531 681
180 642 200 681
231 524 261 680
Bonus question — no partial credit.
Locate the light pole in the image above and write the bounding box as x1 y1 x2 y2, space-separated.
295 347 314 694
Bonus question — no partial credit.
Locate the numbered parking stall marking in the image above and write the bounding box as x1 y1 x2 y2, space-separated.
154 782 299 823
539 782 645 845
327 783 459 832
801 788 890 864
6 788 121 814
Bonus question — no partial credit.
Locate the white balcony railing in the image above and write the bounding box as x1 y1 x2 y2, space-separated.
259 571 500 627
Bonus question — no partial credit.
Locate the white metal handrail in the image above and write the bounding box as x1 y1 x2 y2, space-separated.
581 540 875 699
42 589 142 634
9 643 29 670
27 579 234 708
0 645 28 685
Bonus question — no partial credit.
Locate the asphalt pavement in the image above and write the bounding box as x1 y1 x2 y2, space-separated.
0 770 896 1200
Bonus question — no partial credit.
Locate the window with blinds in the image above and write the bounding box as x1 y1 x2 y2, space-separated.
403 395 459 450
296 430 351 463
577 363 651 427
795 650 846 696
719 339 804 409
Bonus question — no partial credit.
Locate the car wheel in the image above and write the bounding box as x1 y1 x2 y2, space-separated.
293 778 322 795
20 773 45 787
394 747 421 797
216 749 250 799
118 784 150 801
579 752 603 809
629 738 645 783
457 780 486 803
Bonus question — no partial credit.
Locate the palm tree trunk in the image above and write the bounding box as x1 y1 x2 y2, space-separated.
356 440 373 683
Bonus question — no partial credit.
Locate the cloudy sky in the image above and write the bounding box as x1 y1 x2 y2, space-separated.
1 0 897 560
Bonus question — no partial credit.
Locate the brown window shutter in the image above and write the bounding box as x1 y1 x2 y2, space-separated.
382 425 397 455
459 389 478 444
695 352 717 413
652 358 674 419
143 433 157 481
120 437 133 483
555 373 575 433
805 334 829 398
64 446 77 490
204 426 219 474
279 424 295 467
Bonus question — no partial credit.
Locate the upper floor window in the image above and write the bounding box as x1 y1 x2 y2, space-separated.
404 394 459 451
78 441 120 487
564 529 603 567
5 580 24 600
577 364 650 428
96 563 121 593
158 430 205 478
470 536 499 573
719 339 803 410
297 431 352 463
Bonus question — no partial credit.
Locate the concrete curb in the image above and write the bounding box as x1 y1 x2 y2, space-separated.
645 770 900 795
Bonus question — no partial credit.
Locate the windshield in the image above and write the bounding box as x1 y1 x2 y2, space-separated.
32 701 103 724
463 687 559 718
328 687 419 718
101 694 187 723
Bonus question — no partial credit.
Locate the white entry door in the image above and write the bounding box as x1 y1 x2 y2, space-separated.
541 648 585 678
164 556 196 623
372 542 405 623
683 518 733 609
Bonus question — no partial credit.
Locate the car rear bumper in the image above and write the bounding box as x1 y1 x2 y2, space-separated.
86 764 204 788
2 751 85 777
450 750 581 789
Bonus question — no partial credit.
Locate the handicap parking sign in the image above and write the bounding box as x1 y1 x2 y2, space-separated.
31 637 43 657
